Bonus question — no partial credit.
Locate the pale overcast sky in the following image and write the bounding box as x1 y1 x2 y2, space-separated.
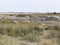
0 0 60 12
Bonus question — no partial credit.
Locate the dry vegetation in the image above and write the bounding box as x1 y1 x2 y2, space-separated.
0 13 60 45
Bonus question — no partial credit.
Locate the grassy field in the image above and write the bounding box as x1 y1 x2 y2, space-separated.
0 19 60 45
0 13 60 45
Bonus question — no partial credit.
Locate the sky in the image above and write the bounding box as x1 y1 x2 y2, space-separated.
0 0 60 12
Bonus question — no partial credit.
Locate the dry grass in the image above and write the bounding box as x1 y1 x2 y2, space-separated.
0 19 60 45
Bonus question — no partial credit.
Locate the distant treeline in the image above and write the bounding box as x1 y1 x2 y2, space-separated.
0 12 60 16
